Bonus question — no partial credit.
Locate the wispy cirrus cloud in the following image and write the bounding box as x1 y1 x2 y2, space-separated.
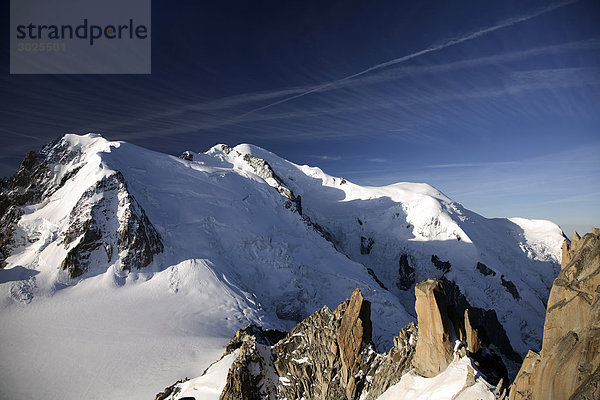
309 155 342 161
235 0 581 118
113 62 600 143
367 158 388 163
426 161 521 169
98 1 594 141
539 192 600 205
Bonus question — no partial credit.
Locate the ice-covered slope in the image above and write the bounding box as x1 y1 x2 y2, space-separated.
0 134 564 399
213 143 563 357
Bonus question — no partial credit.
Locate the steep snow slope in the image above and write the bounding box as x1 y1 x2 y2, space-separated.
0 134 563 399
214 143 564 357
376 357 495 400
172 349 240 400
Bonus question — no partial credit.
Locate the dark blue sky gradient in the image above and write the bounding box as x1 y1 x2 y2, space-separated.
1 0 599 235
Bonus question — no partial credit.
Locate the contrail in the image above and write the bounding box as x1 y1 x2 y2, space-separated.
237 0 579 118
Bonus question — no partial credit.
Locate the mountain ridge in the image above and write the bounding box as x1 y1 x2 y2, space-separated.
0 133 564 399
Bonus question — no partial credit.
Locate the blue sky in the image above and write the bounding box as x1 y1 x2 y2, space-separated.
1 0 599 236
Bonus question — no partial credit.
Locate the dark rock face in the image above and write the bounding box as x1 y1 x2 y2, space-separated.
1 152 49 267
0 139 80 267
366 267 387 290
114 176 164 271
442 277 522 369
61 172 163 278
179 151 193 161
241 152 305 217
500 275 520 300
242 153 287 188
397 253 416 290
431 254 451 273
509 228 600 400
220 326 287 400
476 261 496 276
0 204 24 268
360 236 375 255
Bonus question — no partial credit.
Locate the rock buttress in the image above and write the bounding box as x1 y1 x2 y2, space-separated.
509 228 600 400
412 279 455 377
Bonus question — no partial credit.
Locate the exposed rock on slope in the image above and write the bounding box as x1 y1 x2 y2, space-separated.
61 171 163 278
270 288 415 400
397 253 415 290
158 289 419 400
159 284 510 399
509 228 600 400
1 149 60 267
412 279 454 377
219 325 287 400
412 278 511 388
441 277 521 378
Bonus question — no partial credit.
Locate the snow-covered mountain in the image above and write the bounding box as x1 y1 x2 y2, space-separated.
0 134 564 400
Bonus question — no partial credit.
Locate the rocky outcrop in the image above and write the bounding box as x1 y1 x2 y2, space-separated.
61 172 163 278
161 289 418 400
0 139 82 267
509 228 600 400
360 236 375 255
397 253 416 290
337 288 373 398
366 267 388 290
413 279 455 377
239 151 343 250
1 152 52 267
476 261 496 276
154 378 188 400
463 309 481 355
272 288 420 400
272 288 387 400
413 278 512 388
159 282 518 399
561 231 582 267
219 326 286 400
241 153 303 214
360 236 375 254
179 151 193 161
431 254 451 274
500 275 520 300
